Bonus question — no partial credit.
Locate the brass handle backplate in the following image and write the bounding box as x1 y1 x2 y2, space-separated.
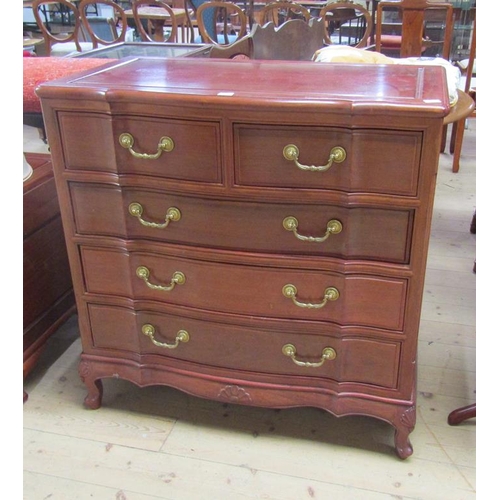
283 216 342 242
141 323 189 349
128 202 181 229
282 343 337 368
136 266 185 292
283 144 346 172
282 284 339 309
119 132 174 160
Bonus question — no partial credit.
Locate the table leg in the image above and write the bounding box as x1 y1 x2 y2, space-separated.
151 19 166 41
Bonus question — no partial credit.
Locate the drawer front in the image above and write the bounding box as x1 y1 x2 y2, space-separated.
88 303 401 389
23 175 60 237
24 216 73 326
81 247 407 331
71 183 413 263
59 113 222 183
235 125 421 196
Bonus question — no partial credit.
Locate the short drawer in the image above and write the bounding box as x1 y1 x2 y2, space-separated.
70 183 413 263
59 112 222 183
81 247 408 331
88 303 401 389
234 125 422 196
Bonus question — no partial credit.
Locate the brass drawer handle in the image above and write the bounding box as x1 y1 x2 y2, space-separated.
283 216 342 242
141 323 190 349
283 144 346 172
119 132 174 160
282 284 339 309
136 266 185 292
128 202 181 229
282 343 336 368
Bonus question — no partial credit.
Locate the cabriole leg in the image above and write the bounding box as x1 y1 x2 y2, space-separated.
79 360 103 409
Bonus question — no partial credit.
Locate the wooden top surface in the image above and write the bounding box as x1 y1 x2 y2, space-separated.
124 7 186 19
36 57 450 117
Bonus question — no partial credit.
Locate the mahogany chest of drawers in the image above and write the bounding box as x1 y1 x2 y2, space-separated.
23 153 75 400
37 58 449 458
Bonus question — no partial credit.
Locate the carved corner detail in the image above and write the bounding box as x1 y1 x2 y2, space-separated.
217 385 252 404
400 406 416 431
78 360 92 382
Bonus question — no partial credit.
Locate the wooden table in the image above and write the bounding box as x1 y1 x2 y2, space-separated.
443 89 475 126
23 37 44 48
125 6 187 42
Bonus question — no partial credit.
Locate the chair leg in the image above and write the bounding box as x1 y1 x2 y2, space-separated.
440 124 448 153
448 403 476 425
451 118 466 173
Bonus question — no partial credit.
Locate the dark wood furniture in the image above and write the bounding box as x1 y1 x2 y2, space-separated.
448 403 475 425
208 18 324 60
372 0 474 173
37 57 449 458
374 0 454 59
23 153 76 401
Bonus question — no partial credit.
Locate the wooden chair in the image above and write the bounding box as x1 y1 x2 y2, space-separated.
373 1 474 173
132 0 178 42
195 1 248 45
256 1 310 27
319 1 372 48
374 0 454 59
183 0 198 42
32 0 94 56
447 19 476 173
79 0 129 48
209 18 324 61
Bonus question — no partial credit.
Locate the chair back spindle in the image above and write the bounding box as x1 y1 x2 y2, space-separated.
319 1 372 48
79 0 128 48
375 0 454 59
132 0 179 42
32 0 89 55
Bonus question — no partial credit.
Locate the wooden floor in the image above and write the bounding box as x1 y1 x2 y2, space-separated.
23 122 476 499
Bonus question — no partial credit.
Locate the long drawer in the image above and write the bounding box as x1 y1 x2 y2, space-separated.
88 303 401 389
81 246 408 331
70 183 413 263
59 113 222 184
234 125 422 196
